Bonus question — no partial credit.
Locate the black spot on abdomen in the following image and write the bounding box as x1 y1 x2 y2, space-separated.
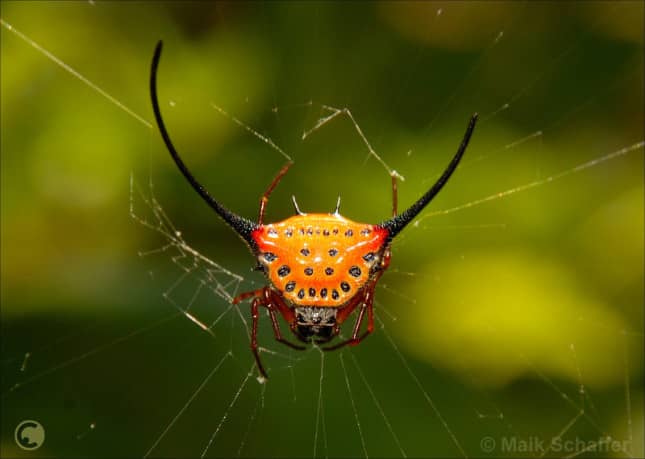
263 252 277 262
362 252 375 262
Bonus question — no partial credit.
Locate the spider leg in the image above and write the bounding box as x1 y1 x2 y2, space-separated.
321 285 376 351
258 161 294 224
266 306 306 351
250 297 268 378
239 287 304 379
263 289 306 350
391 174 399 217
232 288 265 305
312 295 359 345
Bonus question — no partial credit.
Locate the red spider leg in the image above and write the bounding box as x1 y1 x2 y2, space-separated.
246 287 305 378
263 289 306 351
333 293 364 331
232 288 265 305
258 161 294 224
321 284 375 351
391 174 398 217
249 297 267 377
322 247 390 350
233 287 302 337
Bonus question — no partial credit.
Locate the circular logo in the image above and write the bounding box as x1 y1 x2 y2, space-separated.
14 420 45 451
480 436 496 453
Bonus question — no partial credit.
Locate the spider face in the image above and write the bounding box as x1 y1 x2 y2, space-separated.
150 40 478 379
294 307 338 343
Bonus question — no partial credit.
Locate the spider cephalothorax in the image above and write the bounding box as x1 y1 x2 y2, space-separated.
293 307 338 342
150 41 478 378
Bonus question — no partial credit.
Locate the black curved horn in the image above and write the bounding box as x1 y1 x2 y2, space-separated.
150 41 258 246
379 114 478 238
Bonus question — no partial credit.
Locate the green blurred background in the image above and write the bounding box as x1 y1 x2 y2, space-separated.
1 2 643 457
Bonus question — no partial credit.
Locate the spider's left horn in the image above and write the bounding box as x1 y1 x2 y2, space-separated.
378 114 478 239
150 41 259 246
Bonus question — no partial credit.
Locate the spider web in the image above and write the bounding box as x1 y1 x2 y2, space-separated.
1 2 643 458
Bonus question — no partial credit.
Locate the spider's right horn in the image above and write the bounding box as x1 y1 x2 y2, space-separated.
378 114 478 239
150 41 259 247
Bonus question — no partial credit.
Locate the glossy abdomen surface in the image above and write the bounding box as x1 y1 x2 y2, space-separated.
252 214 388 307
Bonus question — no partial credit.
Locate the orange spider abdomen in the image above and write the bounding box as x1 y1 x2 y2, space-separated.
252 214 389 307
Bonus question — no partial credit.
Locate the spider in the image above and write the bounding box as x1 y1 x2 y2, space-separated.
149 41 478 379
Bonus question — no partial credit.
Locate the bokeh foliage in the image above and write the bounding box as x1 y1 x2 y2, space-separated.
1 2 643 457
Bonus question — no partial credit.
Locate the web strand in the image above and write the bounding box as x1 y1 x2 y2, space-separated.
200 366 254 458
143 352 232 458
0 19 152 128
2 313 180 398
313 348 327 458
349 352 407 458
380 321 468 458
302 105 404 181
417 141 644 222
210 102 292 162
340 352 369 458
